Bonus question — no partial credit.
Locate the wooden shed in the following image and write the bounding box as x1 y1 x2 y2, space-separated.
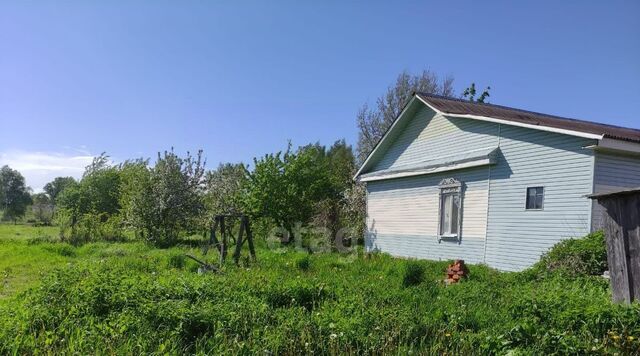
588 188 640 303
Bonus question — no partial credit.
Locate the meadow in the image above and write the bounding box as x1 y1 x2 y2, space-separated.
0 225 639 355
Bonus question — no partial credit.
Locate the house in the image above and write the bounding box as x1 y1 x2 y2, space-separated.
355 93 640 271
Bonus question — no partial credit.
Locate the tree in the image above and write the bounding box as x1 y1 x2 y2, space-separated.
0 166 33 224
128 150 206 247
204 163 247 216
43 176 77 204
57 155 121 222
341 180 366 242
83 152 111 177
31 193 54 225
356 70 455 163
242 143 332 243
462 83 491 103
311 140 357 243
55 154 123 243
118 158 151 234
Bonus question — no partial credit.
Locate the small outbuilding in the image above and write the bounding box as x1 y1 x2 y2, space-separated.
588 188 640 303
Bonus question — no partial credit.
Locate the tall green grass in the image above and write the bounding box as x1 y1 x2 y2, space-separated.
0 249 638 353
0 226 638 354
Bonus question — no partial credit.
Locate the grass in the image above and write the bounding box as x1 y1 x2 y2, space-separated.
0 224 639 354
0 224 61 298
0 223 58 240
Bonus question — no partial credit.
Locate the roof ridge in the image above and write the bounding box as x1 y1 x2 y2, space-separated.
416 92 640 134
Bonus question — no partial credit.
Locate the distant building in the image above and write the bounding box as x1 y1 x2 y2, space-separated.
355 93 640 271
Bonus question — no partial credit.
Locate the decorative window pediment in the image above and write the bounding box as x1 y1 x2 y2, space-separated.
438 178 463 242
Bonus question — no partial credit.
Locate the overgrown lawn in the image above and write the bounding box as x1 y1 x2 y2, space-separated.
0 226 638 354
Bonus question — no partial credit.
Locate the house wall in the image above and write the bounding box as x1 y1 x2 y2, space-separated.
366 166 490 264
363 103 599 271
592 152 640 230
365 107 497 264
483 124 596 271
373 106 499 171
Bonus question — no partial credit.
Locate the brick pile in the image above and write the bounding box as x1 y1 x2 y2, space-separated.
445 259 468 285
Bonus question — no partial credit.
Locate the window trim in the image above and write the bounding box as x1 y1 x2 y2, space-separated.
437 178 463 242
525 186 545 210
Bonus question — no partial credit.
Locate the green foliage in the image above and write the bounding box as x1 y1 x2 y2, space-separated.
127 150 206 247
43 176 76 204
0 165 33 223
243 140 359 248
117 158 151 232
313 140 360 243
534 231 608 276
295 254 311 271
204 162 247 216
31 193 53 225
167 253 186 269
462 82 491 103
402 261 425 287
0 228 639 354
55 154 123 242
243 143 333 242
2 140 362 249
56 211 126 245
56 154 121 220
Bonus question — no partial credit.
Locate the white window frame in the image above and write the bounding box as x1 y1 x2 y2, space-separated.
525 186 545 210
437 178 463 242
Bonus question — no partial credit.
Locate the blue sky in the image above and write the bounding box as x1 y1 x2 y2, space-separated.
1 1 639 190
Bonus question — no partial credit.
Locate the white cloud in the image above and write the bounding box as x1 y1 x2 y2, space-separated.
0 150 96 192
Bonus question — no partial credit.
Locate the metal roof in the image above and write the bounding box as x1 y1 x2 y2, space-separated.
417 92 640 143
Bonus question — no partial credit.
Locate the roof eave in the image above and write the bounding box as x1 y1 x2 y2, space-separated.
354 93 616 181
415 95 604 141
584 137 640 156
353 95 421 181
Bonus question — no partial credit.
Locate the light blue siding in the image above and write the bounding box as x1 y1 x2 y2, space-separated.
484 125 596 271
366 234 487 264
373 106 499 171
366 166 489 264
363 102 599 271
592 152 640 230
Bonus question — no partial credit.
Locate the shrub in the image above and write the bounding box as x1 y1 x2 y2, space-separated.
57 212 126 246
26 234 59 245
168 253 186 269
127 150 206 248
42 243 77 257
534 231 607 276
57 244 77 257
402 261 425 288
296 255 310 271
263 280 329 311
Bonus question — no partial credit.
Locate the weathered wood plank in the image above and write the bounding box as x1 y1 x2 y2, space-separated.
210 217 221 253
593 190 640 303
245 216 257 261
621 194 640 301
219 216 227 265
233 218 245 265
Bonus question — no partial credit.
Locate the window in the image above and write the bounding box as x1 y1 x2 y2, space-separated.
526 187 544 210
438 178 462 240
